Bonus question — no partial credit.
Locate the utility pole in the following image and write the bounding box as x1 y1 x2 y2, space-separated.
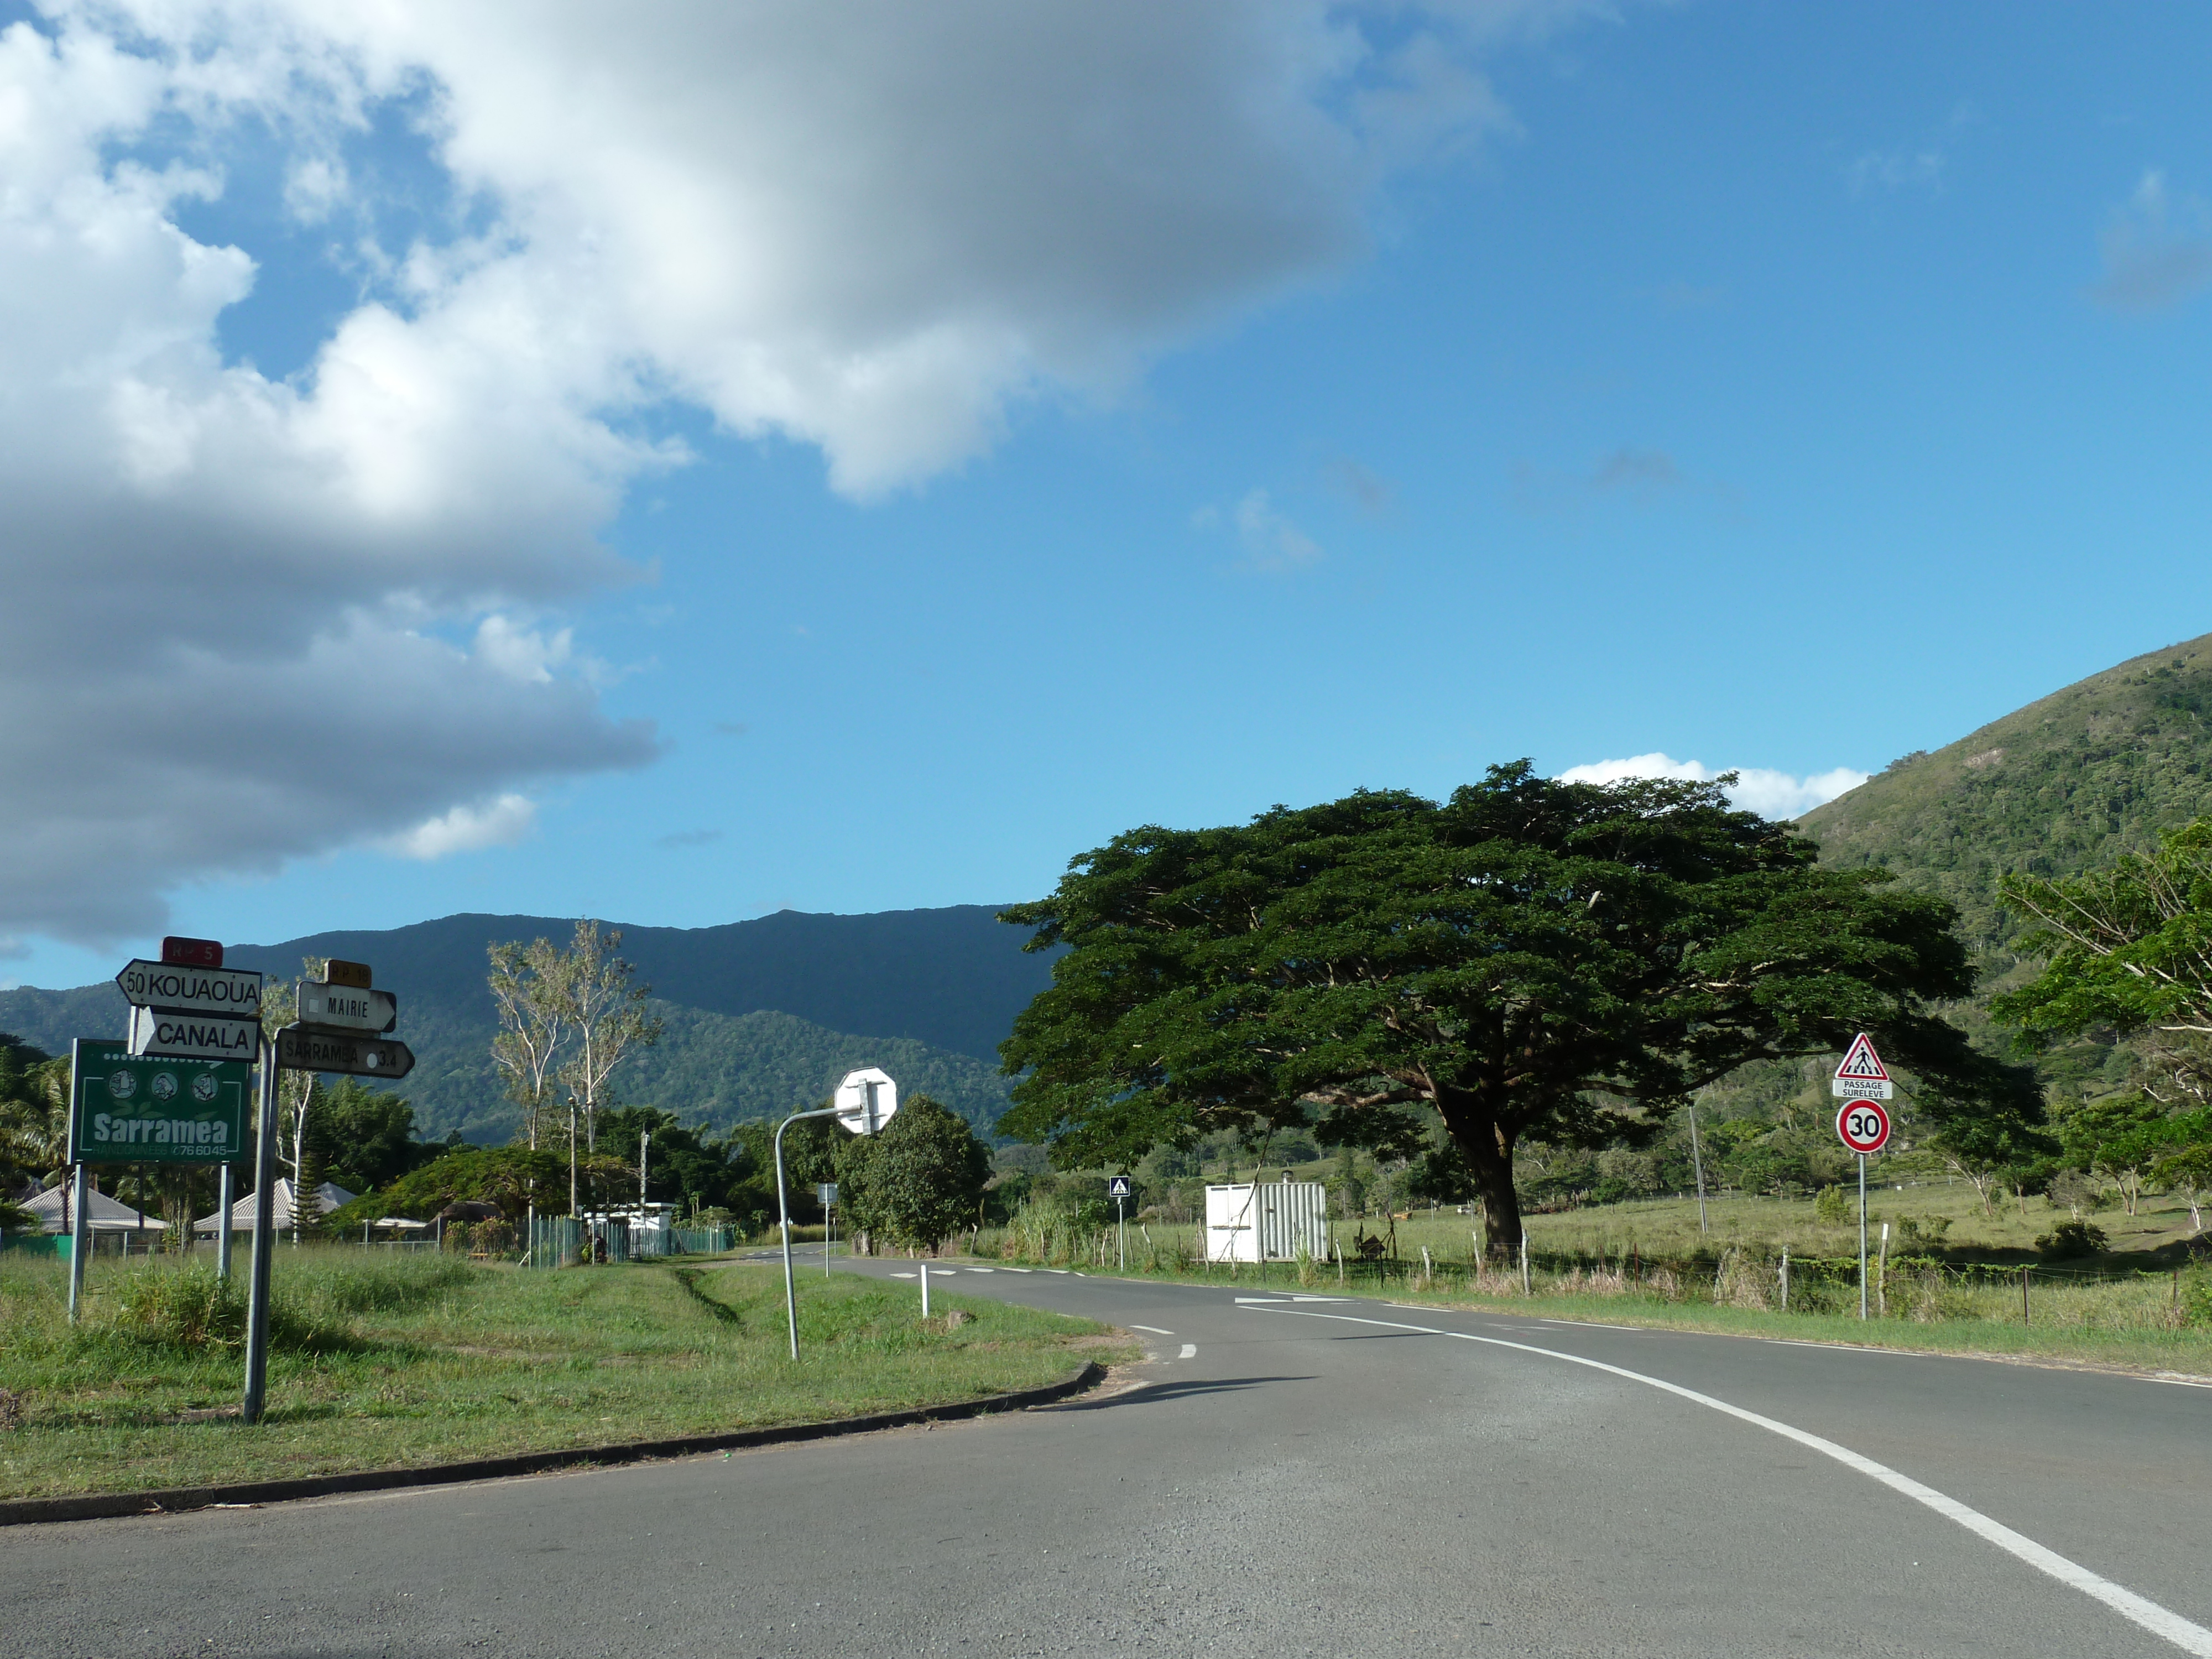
1688 1090 1710 1237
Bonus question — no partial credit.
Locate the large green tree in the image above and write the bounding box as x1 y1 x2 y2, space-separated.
999 764 2034 1245
838 1095 990 1254
1996 818 2212 1108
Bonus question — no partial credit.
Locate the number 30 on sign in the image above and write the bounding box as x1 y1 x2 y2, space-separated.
1835 1100 1891 1155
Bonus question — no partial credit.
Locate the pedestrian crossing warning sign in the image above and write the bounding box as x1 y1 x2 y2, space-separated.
1835 1032 1888 1080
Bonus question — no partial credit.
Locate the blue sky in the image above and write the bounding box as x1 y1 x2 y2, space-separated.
5 2 2211 991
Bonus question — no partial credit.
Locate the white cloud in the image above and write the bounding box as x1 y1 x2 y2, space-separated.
0 1 1581 944
1557 753 1869 820
379 794 538 860
2090 169 2212 313
1233 488 1324 570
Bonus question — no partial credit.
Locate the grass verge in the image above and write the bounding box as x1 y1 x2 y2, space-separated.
967 1249 2212 1377
0 1249 1126 1501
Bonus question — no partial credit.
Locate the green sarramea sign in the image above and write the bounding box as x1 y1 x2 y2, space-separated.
69 1038 250 1165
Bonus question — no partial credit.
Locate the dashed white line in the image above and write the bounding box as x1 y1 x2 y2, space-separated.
1178 1344 1198 1360
1253 1305 2212 1658
1129 1325 1175 1336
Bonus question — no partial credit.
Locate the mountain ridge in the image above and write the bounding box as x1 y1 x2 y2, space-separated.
0 904 1058 1143
1799 630 2212 952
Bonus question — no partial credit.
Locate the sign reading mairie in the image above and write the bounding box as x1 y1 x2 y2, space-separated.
297 982 398 1033
69 1039 251 1165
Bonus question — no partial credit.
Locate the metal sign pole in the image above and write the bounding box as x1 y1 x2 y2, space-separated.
216 1164 234 1282
242 1031 280 1423
66 1164 89 1323
1858 1153 1868 1321
1117 1195 1126 1272
774 1106 841 1361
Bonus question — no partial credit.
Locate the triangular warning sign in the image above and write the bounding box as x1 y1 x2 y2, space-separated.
1835 1032 1888 1081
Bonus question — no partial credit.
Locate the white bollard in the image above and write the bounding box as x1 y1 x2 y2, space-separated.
920 1260 930 1318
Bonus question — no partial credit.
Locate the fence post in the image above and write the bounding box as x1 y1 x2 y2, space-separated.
1781 1249 1790 1313
2021 1264 2030 1326
1520 1236 1531 1296
1420 1245 1432 1289
1335 1239 1344 1283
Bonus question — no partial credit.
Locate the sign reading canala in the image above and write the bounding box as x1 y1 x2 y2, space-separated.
69 1039 251 1164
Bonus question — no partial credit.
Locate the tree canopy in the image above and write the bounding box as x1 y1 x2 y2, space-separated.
837 1094 990 1253
1996 818 2212 1108
999 764 2035 1244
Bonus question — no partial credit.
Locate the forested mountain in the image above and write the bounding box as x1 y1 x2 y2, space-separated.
0 905 1054 1144
1799 631 2212 952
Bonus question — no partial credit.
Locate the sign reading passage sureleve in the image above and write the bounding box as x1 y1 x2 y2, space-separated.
69 1039 250 1164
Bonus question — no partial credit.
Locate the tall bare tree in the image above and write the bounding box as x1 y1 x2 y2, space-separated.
488 936 573 1150
260 957 330 1240
556 920 663 1154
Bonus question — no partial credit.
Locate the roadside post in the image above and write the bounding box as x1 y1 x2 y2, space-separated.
94 936 260 1324
817 1182 838 1276
1831 1032 1895 1321
248 958 413 1422
776 1068 898 1360
1108 1174 1132 1271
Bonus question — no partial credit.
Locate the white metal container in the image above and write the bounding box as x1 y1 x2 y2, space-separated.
1204 1180 1329 1264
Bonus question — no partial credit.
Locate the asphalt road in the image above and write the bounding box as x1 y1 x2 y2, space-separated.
6 1253 2209 1659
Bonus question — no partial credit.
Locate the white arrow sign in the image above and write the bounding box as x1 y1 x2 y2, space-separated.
276 1027 416 1079
115 959 263 1017
296 983 398 1033
129 1005 260 1062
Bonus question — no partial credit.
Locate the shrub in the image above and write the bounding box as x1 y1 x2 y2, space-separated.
2034 1219 2109 1259
1814 1185 1849 1224
106 1266 246 1350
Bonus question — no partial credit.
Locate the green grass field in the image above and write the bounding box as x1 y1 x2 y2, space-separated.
0 1248 1122 1501
979 1177 2212 1373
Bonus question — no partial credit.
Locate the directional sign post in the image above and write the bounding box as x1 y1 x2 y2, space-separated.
295 982 398 1033
276 1026 415 1079
117 959 264 1061
1108 1174 1133 1271
1832 1033 1895 1320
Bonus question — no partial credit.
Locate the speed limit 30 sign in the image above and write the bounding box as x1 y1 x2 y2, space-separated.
1835 1099 1891 1155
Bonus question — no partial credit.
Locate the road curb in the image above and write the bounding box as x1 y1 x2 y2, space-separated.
0 1360 1104 1528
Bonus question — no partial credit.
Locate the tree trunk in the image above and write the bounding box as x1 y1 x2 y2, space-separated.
1438 1097 1525 1255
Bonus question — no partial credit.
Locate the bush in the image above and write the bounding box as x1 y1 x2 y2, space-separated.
1814 1185 1849 1224
2034 1219 2110 1259
106 1266 246 1350
2183 1271 2212 1328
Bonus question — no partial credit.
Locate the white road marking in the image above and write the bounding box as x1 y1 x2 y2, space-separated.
1044 1269 1070 1275
2146 1374 2212 1390
964 1267 996 1273
1004 1267 1033 1273
1178 1344 1198 1359
1235 1296 1291 1304
1536 1318 1650 1332
1129 1325 1175 1335
888 1272 916 1279
1256 1306 2212 1658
